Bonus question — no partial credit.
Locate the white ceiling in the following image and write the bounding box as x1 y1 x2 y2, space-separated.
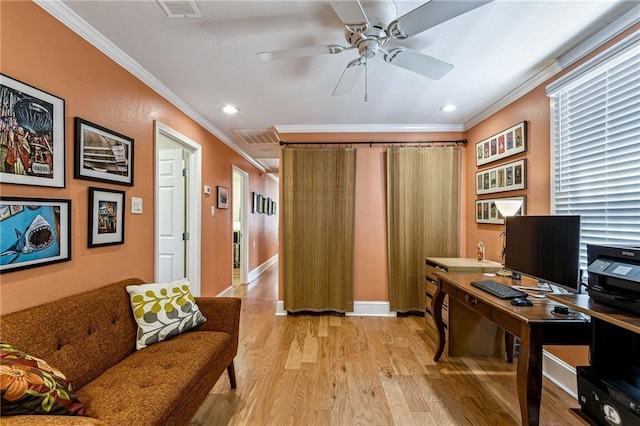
46 0 639 173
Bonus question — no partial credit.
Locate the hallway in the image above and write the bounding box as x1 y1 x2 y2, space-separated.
190 265 582 425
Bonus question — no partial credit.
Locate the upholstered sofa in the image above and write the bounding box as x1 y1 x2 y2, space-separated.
0 278 241 425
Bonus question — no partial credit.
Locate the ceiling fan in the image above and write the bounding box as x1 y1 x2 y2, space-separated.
258 0 493 96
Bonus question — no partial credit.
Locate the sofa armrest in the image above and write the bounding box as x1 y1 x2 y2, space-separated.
193 297 241 337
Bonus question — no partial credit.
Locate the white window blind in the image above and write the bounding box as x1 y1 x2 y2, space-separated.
549 37 640 272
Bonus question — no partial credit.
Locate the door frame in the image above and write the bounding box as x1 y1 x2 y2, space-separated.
232 165 249 284
154 121 202 295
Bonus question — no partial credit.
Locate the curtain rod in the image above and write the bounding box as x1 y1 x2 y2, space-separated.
279 139 467 147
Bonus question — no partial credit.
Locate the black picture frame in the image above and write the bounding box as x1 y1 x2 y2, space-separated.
75 117 134 186
0 74 65 188
252 192 259 213
88 187 125 248
217 186 229 209
0 196 71 273
476 159 527 195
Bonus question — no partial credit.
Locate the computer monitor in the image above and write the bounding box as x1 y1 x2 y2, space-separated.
504 215 581 293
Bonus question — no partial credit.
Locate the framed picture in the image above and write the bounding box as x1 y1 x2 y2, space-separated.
0 197 71 273
217 186 229 209
476 159 526 195
252 192 259 213
475 196 526 224
476 121 527 166
271 200 277 216
0 74 65 188
266 197 272 215
88 187 125 248
75 117 134 186
257 194 264 214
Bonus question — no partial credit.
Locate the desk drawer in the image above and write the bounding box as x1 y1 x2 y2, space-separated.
454 289 492 318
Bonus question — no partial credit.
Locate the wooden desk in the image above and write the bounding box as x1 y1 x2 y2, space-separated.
432 272 591 426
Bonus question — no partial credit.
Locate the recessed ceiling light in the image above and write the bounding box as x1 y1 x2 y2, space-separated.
222 105 239 114
440 104 457 112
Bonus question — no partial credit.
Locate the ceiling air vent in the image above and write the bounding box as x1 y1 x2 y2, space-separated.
234 129 280 145
157 0 203 18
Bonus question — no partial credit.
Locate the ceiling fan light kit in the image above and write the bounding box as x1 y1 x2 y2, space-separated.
257 0 494 96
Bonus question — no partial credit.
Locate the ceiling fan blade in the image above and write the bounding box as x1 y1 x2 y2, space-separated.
385 48 454 80
390 0 493 39
258 45 348 61
332 58 365 96
330 1 369 29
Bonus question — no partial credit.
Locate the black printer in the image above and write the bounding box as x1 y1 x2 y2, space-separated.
587 244 640 315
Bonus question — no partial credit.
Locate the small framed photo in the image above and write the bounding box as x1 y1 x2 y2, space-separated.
88 187 125 248
257 194 264 214
476 159 526 195
75 117 134 186
476 121 527 166
0 197 71 273
271 200 277 216
0 74 65 188
217 186 229 209
475 196 526 224
252 192 259 213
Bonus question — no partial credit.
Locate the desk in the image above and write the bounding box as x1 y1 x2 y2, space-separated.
432 272 591 426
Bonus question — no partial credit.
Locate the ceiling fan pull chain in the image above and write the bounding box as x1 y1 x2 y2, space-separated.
364 57 368 102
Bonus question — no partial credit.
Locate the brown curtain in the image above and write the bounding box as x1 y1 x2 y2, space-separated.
281 148 356 313
387 146 461 312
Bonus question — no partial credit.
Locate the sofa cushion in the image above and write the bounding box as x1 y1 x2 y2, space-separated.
76 331 231 424
126 279 206 350
0 343 86 416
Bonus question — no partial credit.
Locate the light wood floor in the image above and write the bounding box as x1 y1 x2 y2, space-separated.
190 265 583 425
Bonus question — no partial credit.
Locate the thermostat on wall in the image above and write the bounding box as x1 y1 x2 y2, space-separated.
203 185 211 195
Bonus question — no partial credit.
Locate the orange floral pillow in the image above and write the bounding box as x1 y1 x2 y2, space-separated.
0 342 86 416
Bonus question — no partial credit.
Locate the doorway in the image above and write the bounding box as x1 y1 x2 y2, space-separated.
154 121 202 295
232 166 249 285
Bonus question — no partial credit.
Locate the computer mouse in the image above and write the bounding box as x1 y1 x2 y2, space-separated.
511 297 533 306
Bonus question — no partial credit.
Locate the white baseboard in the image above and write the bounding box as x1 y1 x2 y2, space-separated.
248 254 278 283
346 301 397 317
275 301 397 317
216 254 279 297
543 350 578 399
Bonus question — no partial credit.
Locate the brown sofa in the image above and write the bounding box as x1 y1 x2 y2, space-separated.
0 278 241 425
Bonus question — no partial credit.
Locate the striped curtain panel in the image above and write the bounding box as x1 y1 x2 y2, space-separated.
387 147 461 312
281 148 356 313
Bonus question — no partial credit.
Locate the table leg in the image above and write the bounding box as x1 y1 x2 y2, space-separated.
432 282 447 361
516 324 543 426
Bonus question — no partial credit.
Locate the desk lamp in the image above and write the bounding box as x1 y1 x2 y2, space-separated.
494 198 523 277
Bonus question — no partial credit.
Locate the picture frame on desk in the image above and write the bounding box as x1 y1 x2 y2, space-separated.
476 159 526 195
475 196 526 224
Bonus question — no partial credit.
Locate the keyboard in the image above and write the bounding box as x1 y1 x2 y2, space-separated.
471 280 529 299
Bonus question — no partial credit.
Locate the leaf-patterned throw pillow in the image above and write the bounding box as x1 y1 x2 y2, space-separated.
126 279 207 350
0 342 87 416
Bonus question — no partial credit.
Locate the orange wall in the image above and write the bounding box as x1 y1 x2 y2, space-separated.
0 1 278 314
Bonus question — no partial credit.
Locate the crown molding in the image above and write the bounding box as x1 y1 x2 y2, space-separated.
274 123 465 134
34 0 266 173
464 4 639 130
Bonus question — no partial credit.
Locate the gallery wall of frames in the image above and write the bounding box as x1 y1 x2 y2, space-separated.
474 121 528 224
0 74 138 273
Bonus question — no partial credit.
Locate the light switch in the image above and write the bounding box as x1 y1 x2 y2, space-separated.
211 206 215 216
131 197 143 214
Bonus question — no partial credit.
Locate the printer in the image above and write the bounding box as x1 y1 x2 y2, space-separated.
587 244 640 315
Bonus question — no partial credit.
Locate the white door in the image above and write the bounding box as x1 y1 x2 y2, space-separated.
157 148 185 282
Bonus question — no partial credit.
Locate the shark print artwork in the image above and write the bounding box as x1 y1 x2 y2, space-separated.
0 198 71 273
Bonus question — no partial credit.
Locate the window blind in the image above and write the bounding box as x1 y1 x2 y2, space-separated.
548 37 640 272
